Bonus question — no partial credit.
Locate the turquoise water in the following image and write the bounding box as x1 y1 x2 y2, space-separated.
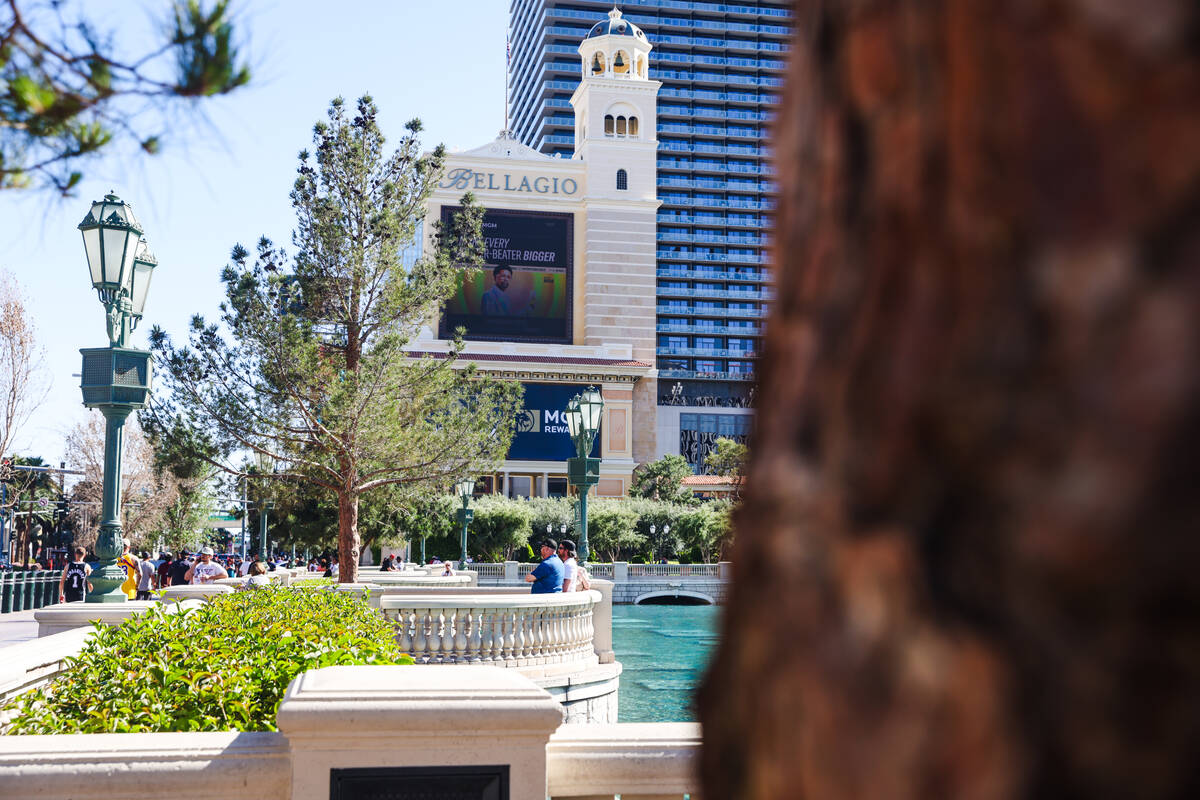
612 603 721 722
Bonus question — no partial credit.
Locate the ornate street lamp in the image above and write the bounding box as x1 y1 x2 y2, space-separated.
566 386 604 565
456 478 475 570
77 194 155 602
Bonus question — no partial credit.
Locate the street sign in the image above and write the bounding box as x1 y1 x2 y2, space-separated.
36 497 49 508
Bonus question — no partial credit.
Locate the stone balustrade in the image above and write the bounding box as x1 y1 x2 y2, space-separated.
629 562 719 578
371 573 473 587
379 591 601 676
0 664 702 800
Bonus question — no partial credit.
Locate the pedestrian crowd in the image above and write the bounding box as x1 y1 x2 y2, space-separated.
56 543 300 602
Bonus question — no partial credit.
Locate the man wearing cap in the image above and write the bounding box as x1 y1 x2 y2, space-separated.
525 538 564 594
185 547 228 584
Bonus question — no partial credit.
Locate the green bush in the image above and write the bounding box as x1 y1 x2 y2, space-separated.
2 587 411 734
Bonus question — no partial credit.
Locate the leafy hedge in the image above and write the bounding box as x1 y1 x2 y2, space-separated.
3 587 411 734
417 495 733 563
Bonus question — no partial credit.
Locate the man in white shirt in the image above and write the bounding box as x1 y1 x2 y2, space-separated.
185 547 229 584
558 540 578 592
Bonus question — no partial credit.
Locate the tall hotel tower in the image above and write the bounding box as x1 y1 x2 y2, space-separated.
508 1 792 469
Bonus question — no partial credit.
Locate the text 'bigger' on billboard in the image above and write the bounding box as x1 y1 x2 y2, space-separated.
439 206 573 344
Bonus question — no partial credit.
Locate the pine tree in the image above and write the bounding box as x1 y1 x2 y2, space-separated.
147 95 521 583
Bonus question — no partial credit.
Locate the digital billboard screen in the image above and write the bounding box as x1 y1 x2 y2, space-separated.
439 207 573 344
509 383 601 461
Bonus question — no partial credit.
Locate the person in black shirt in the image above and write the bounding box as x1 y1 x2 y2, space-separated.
168 552 192 587
59 547 92 603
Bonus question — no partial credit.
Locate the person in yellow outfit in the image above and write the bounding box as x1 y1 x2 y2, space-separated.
116 541 139 600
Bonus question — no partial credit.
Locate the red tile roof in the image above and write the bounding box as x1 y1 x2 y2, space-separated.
682 474 742 485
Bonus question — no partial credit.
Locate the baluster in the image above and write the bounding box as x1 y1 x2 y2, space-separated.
584 607 595 659
504 607 519 667
554 606 568 662
508 607 521 665
413 608 428 663
430 609 446 662
454 607 470 662
477 608 493 663
467 607 483 662
531 606 545 663
396 609 413 654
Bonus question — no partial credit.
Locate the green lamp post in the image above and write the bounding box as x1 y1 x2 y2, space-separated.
565 386 603 565
77 194 156 602
456 478 475 570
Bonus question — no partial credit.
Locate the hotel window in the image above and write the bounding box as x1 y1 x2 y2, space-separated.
664 358 690 370
617 169 628 190
696 337 720 350
696 360 719 374
729 360 754 374
718 415 737 436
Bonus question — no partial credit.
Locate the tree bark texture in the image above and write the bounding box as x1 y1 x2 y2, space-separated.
337 487 360 584
698 2 1200 799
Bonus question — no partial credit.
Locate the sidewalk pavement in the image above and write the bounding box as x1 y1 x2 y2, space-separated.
0 609 39 648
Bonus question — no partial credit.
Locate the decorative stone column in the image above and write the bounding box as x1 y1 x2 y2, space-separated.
504 561 519 582
276 665 564 800
589 578 615 664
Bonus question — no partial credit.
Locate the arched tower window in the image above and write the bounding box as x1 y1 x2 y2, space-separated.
629 116 639 136
617 169 628 190
636 56 646 78
604 115 615 136
616 116 627 136
591 52 606 75
613 50 630 75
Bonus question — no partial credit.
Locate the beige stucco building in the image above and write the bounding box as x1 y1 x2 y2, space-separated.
414 9 660 498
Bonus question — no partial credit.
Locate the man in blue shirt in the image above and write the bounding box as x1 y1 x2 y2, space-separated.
526 539 564 594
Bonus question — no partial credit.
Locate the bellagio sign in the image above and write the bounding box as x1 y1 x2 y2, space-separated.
439 168 579 196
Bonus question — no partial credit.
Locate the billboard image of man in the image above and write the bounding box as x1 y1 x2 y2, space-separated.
481 266 515 316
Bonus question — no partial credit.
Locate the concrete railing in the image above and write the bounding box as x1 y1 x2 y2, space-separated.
371 573 473 588
0 665 700 800
379 591 600 674
547 722 701 799
629 563 720 578
472 563 505 577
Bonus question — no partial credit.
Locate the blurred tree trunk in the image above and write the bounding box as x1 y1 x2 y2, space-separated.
698 2 1200 799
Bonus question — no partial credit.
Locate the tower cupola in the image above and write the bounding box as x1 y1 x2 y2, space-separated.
579 8 652 81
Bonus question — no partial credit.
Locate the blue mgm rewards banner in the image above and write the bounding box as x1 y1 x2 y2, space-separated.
509 383 601 461
440 206 573 344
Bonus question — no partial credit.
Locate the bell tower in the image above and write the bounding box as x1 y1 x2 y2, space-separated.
570 7 660 202
570 8 661 464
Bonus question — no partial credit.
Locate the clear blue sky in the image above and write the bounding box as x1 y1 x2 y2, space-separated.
0 0 515 464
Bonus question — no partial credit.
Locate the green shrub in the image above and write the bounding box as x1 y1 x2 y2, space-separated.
2 587 411 734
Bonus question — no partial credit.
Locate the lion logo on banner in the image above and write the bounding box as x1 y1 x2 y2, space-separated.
515 410 540 434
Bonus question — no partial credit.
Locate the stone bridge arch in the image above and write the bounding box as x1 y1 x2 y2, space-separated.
634 589 714 606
